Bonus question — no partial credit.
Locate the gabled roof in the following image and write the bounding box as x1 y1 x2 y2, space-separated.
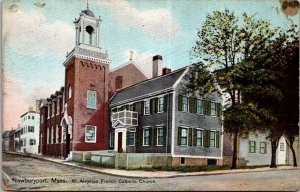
110 66 187 106
110 60 150 79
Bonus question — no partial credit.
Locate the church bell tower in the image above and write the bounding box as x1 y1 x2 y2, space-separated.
63 4 110 154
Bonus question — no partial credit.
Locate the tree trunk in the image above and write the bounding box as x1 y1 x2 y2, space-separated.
286 137 297 167
232 130 239 169
270 139 278 168
290 145 298 167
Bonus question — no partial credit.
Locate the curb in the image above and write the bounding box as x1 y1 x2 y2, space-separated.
3 152 299 179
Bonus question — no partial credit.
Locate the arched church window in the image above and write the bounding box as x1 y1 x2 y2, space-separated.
86 25 94 45
68 85 72 99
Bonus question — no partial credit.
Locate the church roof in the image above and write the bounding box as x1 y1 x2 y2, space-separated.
82 9 95 17
110 67 187 107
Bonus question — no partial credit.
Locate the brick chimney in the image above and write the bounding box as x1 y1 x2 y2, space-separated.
162 67 171 75
153 55 163 78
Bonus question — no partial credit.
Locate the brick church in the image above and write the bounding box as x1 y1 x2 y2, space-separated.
39 6 223 166
39 6 168 159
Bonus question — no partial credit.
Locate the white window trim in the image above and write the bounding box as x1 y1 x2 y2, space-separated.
143 127 151 146
156 126 164 146
211 102 217 117
182 96 189 112
52 126 54 144
197 99 204 115
180 126 189 146
128 131 136 146
56 98 60 115
47 106 50 119
280 142 285 151
51 102 55 117
61 126 64 143
144 100 150 115
56 125 59 144
87 90 97 109
209 130 216 148
62 94 65 113
68 85 72 99
260 142 267 154
249 141 256 153
85 125 97 143
196 128 204 147
157 96 164 113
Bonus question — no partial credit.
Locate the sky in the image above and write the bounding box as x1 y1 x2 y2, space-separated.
2 0 299 131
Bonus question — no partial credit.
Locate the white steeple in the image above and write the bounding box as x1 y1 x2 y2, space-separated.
73 4 102 48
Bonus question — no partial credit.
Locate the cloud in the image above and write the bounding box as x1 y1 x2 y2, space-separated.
2 77 30 131
3 10 74 57
97 0 180 39
2 75 54 131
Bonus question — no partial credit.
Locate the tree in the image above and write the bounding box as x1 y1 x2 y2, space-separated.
231 25 299 168
192 9 279 168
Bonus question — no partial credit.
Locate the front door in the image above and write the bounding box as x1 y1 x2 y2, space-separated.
118 132 123 153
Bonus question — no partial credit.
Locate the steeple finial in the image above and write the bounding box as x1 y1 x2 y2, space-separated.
129 50 134 61
87 0 89 10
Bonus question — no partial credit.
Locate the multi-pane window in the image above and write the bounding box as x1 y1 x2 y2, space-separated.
85 125 96 142
182 96 188 112
128 131 135 146
48 106 50 119
52 126 54 144
196 129 203 146
197 99 203 114
109 132 114 147
143 128 150 146
87 90 97 109
158 97 164 112
56 125 59 143
181 128 188 146
144 100 150 115
52 102 55 117
47 127 50 144
249 141 256 153
157 127 164 146
280 143 285 151
29 139 36 145
28 126 34 133
210 131 216 147
260 142 267 154
129 103 135 111
57 98 60 114
211 102 217 116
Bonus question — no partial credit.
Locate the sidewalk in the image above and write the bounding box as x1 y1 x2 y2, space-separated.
4 151 299 178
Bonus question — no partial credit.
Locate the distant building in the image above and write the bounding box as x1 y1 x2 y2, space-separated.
2 130 15 151
19 107 40 154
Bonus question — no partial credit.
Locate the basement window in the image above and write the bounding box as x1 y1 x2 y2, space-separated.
180 157 185 165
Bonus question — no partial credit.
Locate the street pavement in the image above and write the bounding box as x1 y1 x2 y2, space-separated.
2 152 300 191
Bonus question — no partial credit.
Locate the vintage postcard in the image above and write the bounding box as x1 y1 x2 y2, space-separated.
1 0 300 191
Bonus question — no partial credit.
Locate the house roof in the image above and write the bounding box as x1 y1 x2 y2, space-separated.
110 66 187 106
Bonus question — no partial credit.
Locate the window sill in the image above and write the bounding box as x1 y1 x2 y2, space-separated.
143 145 150 147
85 141 96 143
87 107 98 110
156 145 164 146
128 145 135 147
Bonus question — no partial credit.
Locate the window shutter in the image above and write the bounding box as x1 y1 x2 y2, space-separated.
207 101 211 116
188 128 192 146
133 103 136 111
216 131 220 148
178 95 183 111
207 130 211 147
193 128 197 146
203 100 207 115
154 98 158 113
254 141 256 153
217 103 222 117
149 128 153 146
126 131 129 146
178 127 182 146
135 131 137 146
154 127 157 146
193 98 197 113
163 95 168 112
141 101 144 116
189 97 194 113
163 126 166 146
249 141 251 153
150 98 154 114
203 130 208 147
